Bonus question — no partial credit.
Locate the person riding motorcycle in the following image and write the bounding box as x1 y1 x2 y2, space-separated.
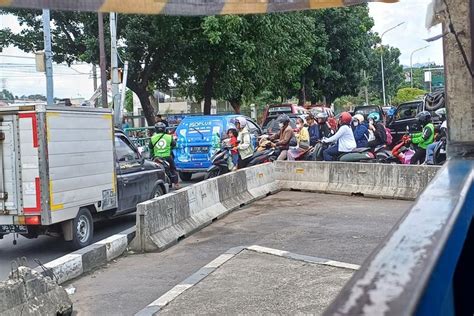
287 117 310 161
410 111 435 164
234 117 254 169
367 112 387 149
315 112 333 138
352 114 369 148
424 108 447 165
322 112 356 161
306 113 320 146
149 122 179 188
270 114 295 160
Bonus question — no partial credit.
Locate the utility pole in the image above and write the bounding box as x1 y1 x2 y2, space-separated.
363 70 369 105
98 13 108 108
110 12 121 127
92 64 98 91
119 61 129 125
42 9 54 105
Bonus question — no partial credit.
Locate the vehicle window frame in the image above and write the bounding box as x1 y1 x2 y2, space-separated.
246 119 260 135
115 135 140 163
395 103 419 121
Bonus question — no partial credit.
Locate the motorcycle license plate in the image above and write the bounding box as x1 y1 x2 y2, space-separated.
0 224 28 234
190 146 209 154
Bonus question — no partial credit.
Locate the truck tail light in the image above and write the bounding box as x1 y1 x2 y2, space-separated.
15 215 41 225
25 216 41 225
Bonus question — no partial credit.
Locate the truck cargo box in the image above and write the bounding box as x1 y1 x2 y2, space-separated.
0 105 116 234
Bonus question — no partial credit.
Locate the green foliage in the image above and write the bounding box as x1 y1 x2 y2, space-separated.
124 89 133 113
0 89 14 100
392 88 426 105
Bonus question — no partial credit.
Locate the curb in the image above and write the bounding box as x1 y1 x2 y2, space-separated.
135 245 360 316
34 227 136 285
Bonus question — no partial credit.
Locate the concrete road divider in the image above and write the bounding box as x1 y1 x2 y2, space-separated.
276 161 440 200
217 169 255 211
33 227 135 285
245 163 279 200
1 267 72 316
132 162 441 252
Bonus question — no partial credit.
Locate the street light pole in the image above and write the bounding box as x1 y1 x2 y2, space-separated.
380 22 405 106
410 45 429 88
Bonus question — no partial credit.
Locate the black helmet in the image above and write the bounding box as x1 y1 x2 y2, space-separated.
316 111 328 123
277 114 290 124
155 122 166 133
416 111 432 125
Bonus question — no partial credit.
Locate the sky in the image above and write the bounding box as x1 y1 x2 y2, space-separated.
0 0 444 100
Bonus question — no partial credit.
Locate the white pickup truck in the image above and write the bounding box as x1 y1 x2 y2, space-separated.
0 105 169 248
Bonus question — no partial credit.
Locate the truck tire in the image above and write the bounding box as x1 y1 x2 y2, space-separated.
179 172 192 181
71 208 94 249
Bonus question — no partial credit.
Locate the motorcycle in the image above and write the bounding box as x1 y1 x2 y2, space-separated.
205 138 277 179
432 138 447 165
153 156 176 184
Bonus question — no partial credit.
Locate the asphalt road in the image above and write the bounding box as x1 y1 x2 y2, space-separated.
0 173 205 280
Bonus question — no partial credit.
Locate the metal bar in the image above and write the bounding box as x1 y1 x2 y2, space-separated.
110 12 121 127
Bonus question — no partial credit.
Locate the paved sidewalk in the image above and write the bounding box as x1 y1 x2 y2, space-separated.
68 192 411 315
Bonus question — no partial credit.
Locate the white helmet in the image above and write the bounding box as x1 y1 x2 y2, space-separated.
235 117 247 128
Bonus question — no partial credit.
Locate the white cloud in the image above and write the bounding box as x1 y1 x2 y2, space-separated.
369 0 444 66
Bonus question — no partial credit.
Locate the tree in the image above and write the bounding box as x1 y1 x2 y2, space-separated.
180 13 316 114
392 87 426 105
1 10 190 126
0 89 14 100
124 89 133 113
300 6 376 105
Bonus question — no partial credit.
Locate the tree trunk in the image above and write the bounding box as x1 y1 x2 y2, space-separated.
298 76 306 106
203 66 215 115
230 100 241 114
128 82 155 126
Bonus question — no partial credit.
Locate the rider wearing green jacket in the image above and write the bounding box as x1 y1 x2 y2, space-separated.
410 111 435 164
149 122 179 188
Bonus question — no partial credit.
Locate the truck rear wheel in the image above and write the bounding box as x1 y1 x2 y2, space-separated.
71 208 94 249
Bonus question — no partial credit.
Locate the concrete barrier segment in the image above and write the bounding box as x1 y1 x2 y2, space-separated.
0 267 72 316
244 163 279 200
274 161 331 192
217 169 255 211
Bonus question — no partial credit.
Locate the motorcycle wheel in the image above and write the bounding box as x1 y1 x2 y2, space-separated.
205 168 221 180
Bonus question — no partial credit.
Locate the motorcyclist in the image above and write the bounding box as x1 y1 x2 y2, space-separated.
234 117 254 169
322 112 356 161
270 114 295 160
149 122 179 189
351 114 369 148
367 112 387 149
410 111 435 164
315 112 333 138
306 113 320 146
287 117 310 161
424 108 447 165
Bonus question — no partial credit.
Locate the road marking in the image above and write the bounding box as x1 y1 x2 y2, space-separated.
135 245 359 315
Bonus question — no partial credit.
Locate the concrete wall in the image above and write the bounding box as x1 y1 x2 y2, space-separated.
131 162 440 252
275 161 440 200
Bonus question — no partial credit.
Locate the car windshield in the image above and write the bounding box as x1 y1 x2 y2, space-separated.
354 106 380 118
262 117 297 134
